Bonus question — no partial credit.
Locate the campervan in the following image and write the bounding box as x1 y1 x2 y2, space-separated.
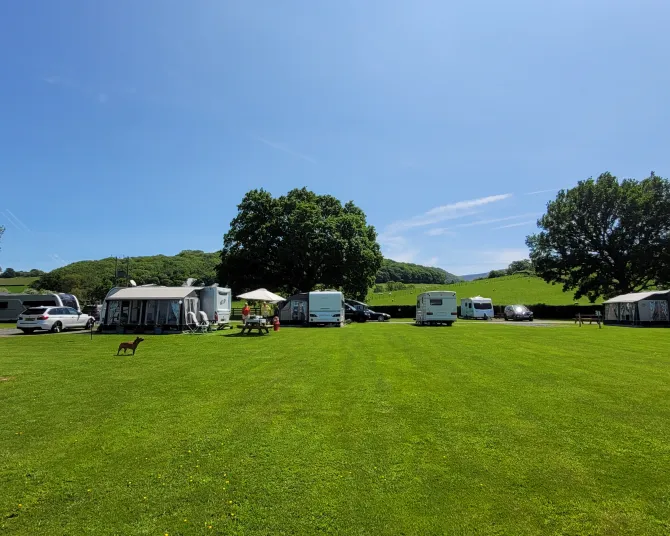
199 286 232 327
308 291 344 326
0 292 81 322
460 296 494 320
416 291 458 326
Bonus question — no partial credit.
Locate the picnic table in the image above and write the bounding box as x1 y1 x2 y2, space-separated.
238 318 270 335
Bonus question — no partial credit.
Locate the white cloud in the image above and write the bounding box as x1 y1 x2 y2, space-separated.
253 135 316 164
442 248 529 275
493 220 536 230
385 194 512 235
377 233 419 263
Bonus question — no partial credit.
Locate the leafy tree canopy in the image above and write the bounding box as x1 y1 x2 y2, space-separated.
218 188 383 300
526 172 670 301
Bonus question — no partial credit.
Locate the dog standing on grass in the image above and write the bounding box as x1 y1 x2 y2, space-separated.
117 337 145 356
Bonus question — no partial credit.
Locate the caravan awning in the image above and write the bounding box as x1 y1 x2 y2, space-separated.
604 290 670 303
106 287 200 300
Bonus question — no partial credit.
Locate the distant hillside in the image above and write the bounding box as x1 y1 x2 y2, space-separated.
366 275 598 306
31 251 453 302
459 272 488 282
376 259 461 284
33 251 220 302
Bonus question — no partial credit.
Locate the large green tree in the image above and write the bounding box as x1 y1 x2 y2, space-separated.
218 188 382 300
526 172 670 302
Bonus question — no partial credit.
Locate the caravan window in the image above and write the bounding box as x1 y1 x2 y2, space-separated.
0 302 7 309
430 299 443 306
474 302 492 310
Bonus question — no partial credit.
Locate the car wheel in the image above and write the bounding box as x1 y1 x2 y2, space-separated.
504 315 509 321
378 315 385 322
85 319 94 329
20 328 35 334
51 322 62 333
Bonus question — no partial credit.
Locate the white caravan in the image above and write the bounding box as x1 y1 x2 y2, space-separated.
416 291 458 326
461 296 494 320
199 286 232 327
308 291 344 326
0 292 81 322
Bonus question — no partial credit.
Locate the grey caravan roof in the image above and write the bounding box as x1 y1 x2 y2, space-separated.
604 290 670 304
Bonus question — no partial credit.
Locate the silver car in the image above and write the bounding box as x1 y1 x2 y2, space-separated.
17 306 94 334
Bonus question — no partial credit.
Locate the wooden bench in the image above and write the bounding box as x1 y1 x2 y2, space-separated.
574 313 602 327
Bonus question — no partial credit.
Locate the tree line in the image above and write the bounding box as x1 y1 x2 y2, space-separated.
0 268 46 278
376 259 460 285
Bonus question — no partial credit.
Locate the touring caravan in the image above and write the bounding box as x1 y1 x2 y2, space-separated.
199 286 232 327
308 291 345 326
416 291 458 326
461 296 494 320
0 293 81 322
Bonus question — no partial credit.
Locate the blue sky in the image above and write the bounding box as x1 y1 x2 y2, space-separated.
1 0 669 275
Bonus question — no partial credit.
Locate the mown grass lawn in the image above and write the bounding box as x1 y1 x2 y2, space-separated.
1 324 670 535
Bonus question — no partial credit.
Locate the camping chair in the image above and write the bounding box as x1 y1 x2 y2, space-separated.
186 311 210 334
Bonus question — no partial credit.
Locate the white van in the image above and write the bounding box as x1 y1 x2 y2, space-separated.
308 291 344 326
416 291 458 326
461 296 494 320
199 286 232 327
0 292 81 322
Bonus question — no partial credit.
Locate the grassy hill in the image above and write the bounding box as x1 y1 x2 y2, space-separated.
0 277 39 293
366 275 599 306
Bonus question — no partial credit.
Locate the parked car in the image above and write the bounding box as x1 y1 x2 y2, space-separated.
17 306 95 334
365 309 391 322
345 303 367 323
82 304 102 321
504 305 534 321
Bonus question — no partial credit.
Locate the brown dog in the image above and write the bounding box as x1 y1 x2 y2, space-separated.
117 337 145 356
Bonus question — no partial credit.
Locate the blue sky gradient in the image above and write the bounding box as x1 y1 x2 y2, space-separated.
1 0 669 275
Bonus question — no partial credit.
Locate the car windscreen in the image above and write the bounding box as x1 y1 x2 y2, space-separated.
24 307 48 315
514 305 528 312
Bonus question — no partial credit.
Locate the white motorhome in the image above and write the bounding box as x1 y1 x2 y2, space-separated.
461 296 494 320
416 291 458 326
0 293 81 322
308 291 344 326
199 286 232 327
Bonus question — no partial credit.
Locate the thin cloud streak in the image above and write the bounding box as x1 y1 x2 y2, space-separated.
0 211 20 230
427 213 539 235
253 135 317 164
5 209 30 232
386 193 512 234
493 220 536 230
525 188 562 195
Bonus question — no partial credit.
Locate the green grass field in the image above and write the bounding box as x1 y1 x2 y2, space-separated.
0 277 38 294
2 324 669 534
368 275 598 306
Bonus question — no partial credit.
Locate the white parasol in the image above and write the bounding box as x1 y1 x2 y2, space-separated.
237 288 285 303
